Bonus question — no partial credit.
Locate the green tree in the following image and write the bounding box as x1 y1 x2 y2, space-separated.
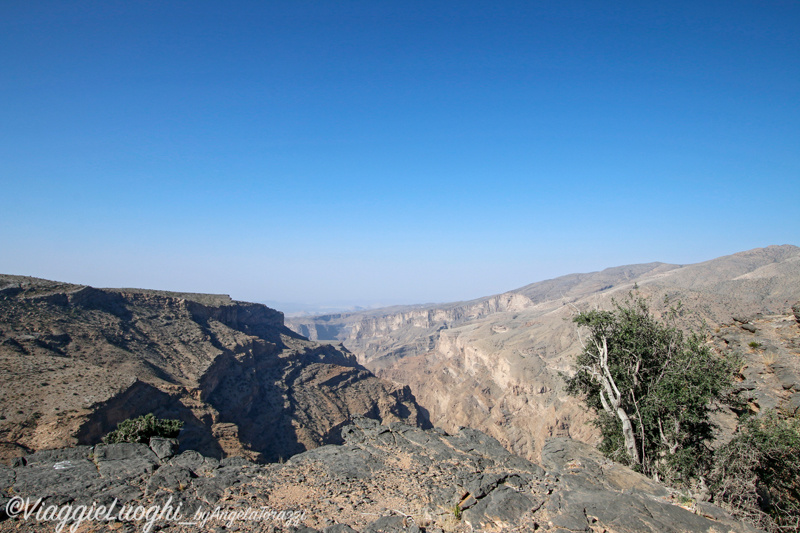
102 413 183 444
565 294 737 484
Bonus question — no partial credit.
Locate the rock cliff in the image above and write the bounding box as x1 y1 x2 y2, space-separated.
287 245 800 461
0 275 425 463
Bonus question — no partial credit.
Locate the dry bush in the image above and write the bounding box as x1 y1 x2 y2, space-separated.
709 411 800 532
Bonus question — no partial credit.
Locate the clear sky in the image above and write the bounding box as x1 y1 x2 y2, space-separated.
1 1 798 308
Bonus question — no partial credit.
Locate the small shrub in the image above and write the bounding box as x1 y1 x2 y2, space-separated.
102 413 183 444
674 493 695 510
709 410 800 532
749 341 762 350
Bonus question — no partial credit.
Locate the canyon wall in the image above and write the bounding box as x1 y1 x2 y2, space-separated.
287 245 800 461
0 276 426 463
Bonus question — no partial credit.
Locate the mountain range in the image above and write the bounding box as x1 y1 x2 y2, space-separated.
1 245 798 532
287 245 800 461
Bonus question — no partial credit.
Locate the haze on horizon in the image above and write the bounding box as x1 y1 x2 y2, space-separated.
1 2 798 308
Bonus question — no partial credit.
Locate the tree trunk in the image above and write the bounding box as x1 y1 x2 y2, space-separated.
617 406 640 464
595 336 640 465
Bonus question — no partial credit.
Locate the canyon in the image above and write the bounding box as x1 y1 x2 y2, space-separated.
288 245 800 461
1 245 798 531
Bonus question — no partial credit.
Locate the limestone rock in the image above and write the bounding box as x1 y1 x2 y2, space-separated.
288 245 800 463
0 421 761 532
540 438 760 533
149 436 179 460
0 275 427 464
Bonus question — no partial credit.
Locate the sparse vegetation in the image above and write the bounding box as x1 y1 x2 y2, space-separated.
452 504 462 520
709 410 800 532
566 295 800 531
102 413 183 444
565 294 738 485
762 351 777 368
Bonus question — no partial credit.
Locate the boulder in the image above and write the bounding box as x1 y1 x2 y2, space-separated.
149 437 178 460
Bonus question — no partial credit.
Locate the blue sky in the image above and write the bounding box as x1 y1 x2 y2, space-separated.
1 1 798 308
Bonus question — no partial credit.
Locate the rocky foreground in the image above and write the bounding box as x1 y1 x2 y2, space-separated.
1 418 759 533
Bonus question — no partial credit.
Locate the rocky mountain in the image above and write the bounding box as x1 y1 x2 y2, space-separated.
287 245 800 461
0 275 425 464
0 417 760 533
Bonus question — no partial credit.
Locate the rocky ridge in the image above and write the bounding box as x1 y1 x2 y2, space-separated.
0 417 760 533
0 275 425 464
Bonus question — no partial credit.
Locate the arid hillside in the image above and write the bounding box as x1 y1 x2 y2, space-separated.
0 276 425 464
288 245 800 461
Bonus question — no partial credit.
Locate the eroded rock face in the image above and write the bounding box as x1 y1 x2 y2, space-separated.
711 311 800 425
287 245 800 462
0 420 759 533
0 275 425 463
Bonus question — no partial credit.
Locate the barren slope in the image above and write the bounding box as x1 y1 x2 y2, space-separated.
0 275 426 463
287 245 800 461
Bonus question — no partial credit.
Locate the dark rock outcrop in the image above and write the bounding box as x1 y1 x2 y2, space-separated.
0 420 759 532
541 438 760 533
